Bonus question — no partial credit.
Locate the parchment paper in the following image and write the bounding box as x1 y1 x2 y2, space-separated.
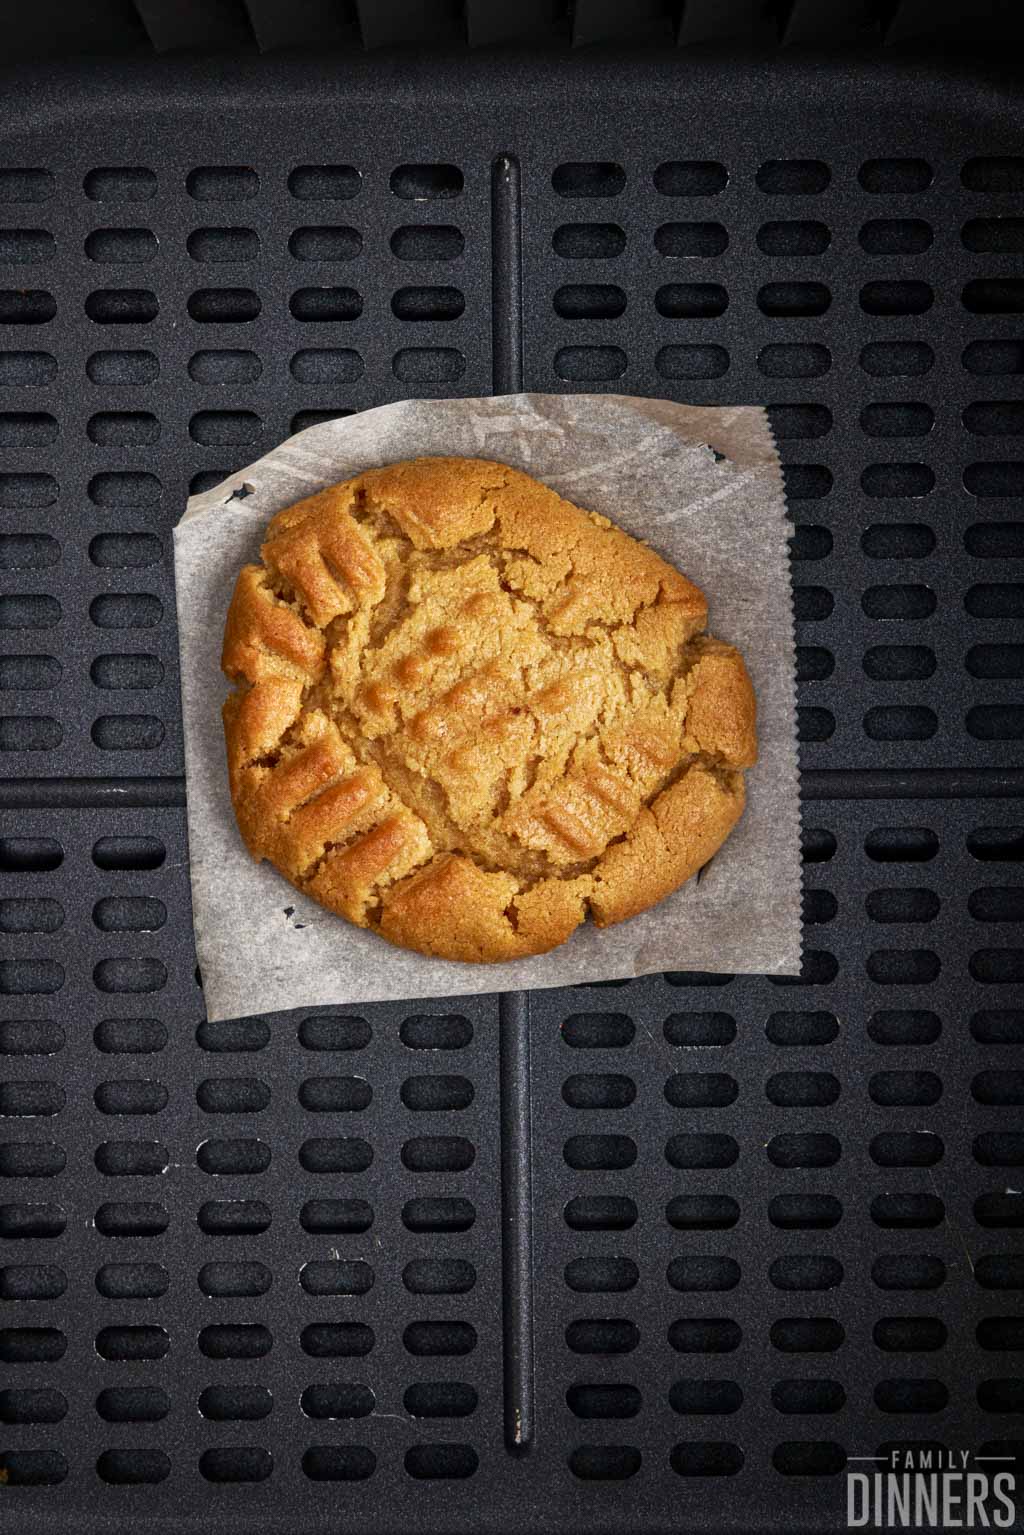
174 395 801 1021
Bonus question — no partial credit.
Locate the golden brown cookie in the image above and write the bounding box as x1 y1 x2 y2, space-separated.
221 456 756 962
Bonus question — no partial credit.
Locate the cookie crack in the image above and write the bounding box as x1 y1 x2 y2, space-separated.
494 542 672 637
502 746 741 919
323 538 706 881
294 826 365 886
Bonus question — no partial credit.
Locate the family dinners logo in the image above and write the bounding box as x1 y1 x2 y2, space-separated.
847 1447 1017 1528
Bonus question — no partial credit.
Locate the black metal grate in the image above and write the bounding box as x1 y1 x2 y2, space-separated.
2 800 1023 1519
1 87 1022 776
0 138 491 776
527 145 1024 771
0 49 1022 1534
529 802 1024 1498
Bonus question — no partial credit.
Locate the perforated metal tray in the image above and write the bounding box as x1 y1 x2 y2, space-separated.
0 44 1022 1535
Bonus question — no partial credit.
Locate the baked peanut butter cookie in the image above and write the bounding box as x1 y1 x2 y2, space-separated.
221 456 757 962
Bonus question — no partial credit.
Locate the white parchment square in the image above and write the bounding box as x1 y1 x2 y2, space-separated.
173 394 801 1020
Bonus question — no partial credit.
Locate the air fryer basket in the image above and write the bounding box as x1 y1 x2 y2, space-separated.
0 13 1022 1533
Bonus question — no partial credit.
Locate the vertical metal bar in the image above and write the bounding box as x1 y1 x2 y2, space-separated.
491 154 524 399
491 150 533 1453
498 990 535 1453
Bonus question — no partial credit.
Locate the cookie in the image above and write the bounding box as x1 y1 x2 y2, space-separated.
221 456 757 962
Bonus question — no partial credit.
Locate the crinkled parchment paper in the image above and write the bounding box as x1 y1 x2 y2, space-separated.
174 395 801 1021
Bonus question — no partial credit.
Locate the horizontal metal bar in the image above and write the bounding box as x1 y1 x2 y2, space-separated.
2 768 1023 814
0 778 188 810
801 768 1024 800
